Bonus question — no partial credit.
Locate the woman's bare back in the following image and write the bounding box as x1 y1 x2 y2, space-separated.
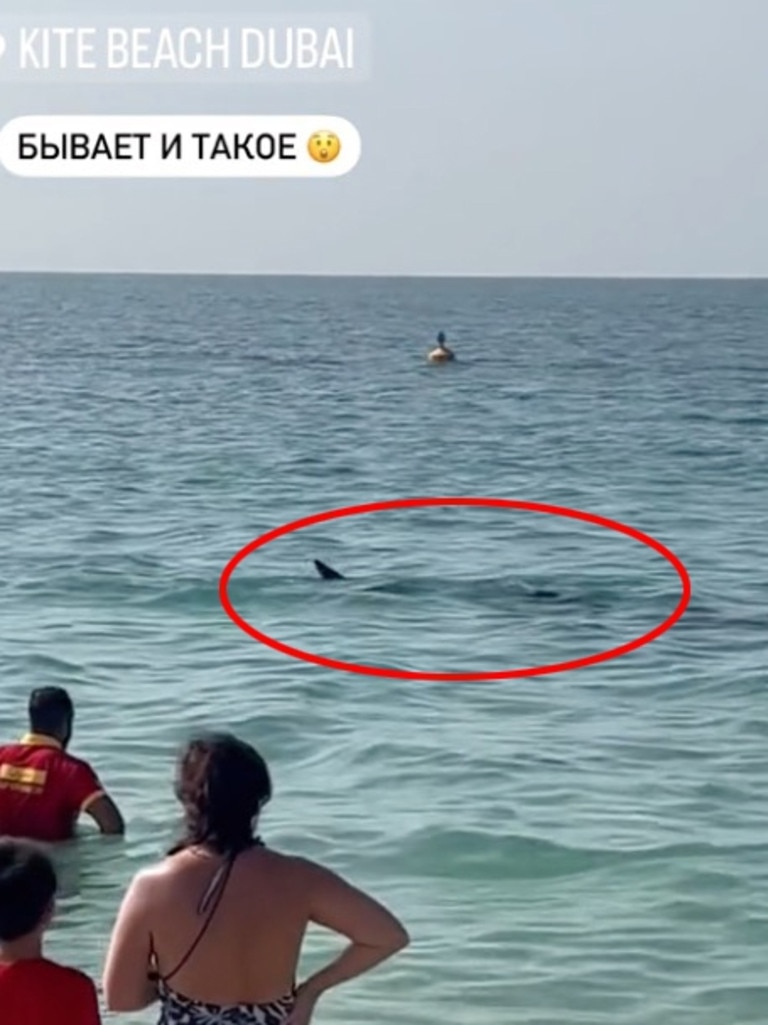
144 846 314 1003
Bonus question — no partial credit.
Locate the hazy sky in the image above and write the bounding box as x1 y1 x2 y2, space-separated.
1 0 766 275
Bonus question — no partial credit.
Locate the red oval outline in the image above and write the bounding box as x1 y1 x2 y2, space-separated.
219 497 691 681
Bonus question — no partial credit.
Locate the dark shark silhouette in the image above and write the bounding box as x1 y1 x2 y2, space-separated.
312 559 560 598
313 558 345 580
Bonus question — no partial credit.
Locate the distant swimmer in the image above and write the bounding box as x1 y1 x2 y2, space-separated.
314 558 345 580
427 331 455 363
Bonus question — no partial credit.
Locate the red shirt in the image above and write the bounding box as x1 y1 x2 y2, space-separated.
0 958 101 1024
0 734 104 843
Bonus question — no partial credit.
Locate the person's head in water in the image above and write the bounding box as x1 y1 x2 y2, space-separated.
0 839 57 948
436 331 447 347
28 687 74 749
171 732 272 855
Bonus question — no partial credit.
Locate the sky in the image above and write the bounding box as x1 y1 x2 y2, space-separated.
0 0 766 276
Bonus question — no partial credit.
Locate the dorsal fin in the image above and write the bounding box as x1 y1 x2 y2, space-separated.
313 559 345 580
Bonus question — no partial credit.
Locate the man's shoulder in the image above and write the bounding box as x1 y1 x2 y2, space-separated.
58 749 98 773
0 741 54 766
0 741 89 767
27 745 101 786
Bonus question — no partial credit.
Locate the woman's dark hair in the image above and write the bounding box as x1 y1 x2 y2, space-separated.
170 733 272 856
0 838 57 942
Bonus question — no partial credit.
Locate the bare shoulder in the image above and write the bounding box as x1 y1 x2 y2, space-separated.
260 852 344 890
114 856 196 924
286 857 408 945
122 859 175 899
280 855 369 901
259 850 323 880
275 853 335 877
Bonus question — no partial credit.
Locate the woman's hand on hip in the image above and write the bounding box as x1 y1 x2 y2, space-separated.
285 985 319 1025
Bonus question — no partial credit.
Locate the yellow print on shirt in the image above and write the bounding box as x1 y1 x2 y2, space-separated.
0 763 47 792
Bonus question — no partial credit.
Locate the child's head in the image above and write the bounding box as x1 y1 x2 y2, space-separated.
0 838 57 943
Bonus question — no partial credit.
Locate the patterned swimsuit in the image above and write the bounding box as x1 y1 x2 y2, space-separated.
151 841 295 1025
157 979 294 1025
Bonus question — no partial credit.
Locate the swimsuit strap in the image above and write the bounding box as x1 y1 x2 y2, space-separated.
150 838 264 987
159 852 236 985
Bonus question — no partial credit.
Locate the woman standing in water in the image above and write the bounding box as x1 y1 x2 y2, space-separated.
103 733 408 1025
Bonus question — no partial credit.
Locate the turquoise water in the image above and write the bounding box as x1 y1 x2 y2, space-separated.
1 273 767 1024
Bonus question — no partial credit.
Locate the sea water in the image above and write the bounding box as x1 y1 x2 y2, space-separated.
0 274 766 1024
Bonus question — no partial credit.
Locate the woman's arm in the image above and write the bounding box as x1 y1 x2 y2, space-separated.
102 871 160 1012
296 860 409 1003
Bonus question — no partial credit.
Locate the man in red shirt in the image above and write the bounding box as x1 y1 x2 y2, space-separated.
0 837 102 1024
0 687 124 842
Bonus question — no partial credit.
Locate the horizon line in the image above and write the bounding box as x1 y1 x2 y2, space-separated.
0 269 767 281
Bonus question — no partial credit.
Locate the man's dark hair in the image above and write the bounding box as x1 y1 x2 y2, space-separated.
28 687 73 736
0 839 57 941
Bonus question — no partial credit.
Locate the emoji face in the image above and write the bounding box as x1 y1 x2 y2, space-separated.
308 131 341 163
